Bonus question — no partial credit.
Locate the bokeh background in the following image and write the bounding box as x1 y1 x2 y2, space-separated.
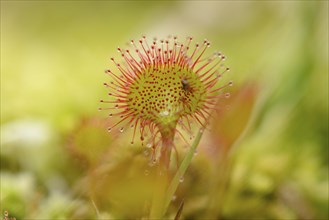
1 1 328 219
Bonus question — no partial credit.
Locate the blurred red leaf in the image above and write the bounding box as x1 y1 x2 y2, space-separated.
211 82 258 152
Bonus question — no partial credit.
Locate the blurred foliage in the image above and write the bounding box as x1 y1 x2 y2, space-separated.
1 1 328 219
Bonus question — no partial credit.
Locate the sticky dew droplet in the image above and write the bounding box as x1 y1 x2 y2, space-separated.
179 176 184 183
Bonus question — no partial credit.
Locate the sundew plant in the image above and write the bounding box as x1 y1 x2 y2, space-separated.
2 2 327 220
100 36 232 218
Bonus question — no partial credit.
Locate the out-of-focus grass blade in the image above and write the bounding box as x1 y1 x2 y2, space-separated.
91 198 100 220
174 199 185 220
162 128 204 216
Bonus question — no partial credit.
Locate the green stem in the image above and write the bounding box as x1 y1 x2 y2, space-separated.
149 127 175 219
149 167 168 219
162 128 205 216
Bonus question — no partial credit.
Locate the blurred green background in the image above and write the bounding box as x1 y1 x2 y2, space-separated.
1 1 328 219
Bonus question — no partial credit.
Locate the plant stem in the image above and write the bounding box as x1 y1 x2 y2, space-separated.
162 128 205 216
159 133 174 171
149 126 175 219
